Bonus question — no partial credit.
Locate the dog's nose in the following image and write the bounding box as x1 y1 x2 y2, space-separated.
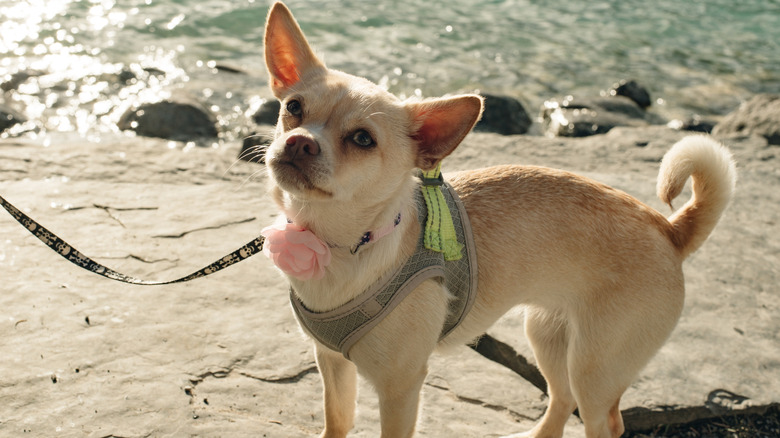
285 134 320 157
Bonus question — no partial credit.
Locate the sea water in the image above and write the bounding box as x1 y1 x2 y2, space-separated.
1 0 779 140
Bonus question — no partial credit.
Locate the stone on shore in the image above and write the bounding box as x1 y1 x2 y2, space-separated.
667 115 717 133
239 131 273 164
713 94 780 145
474 93 532 135
251 99 282 126
609 79 652 109
0 103 26 133
118 96 218 142
541 95 650 137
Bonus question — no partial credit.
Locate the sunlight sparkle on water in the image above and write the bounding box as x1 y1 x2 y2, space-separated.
0 0 72 54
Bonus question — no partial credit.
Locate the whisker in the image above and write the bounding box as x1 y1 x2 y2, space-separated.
235 168 269 192
224 137 272 177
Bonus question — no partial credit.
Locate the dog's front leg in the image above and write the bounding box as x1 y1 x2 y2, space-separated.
374 363 428 438
350 280 449 437
316 344 358 438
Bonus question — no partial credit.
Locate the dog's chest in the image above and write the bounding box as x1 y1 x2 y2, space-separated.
290 182 478 359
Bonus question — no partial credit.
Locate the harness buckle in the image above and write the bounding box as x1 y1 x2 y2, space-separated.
420 172 444 186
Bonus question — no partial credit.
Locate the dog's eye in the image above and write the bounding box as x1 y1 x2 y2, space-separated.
286 99 302 116
351 130 375 148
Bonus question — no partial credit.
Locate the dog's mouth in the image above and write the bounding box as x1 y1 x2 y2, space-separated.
269 159 333 198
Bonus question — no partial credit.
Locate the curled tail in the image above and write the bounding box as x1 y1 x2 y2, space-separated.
657 135 737 259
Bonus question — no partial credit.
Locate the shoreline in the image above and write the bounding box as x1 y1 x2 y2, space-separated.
0 59 761 146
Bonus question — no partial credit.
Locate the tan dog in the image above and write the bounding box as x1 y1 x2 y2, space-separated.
261 3 737 437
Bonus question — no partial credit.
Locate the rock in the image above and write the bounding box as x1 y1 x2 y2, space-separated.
251 99 281 126
0 70 43 92
667 115 716 133
214 64 245 74
473 93 532 135
0 103 26 132
541 95 648 137
117 68 137 84
713 94 780 145
239 131 274 164
118 97 218 142
609 79 652 108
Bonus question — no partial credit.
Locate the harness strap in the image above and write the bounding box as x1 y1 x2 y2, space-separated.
421 163 463 261
0 194 264 285
291 180 477 359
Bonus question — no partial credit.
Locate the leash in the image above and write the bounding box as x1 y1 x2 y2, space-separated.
0 194 264 285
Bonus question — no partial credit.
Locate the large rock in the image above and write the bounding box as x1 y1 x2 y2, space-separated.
609 79 652 108
118 97 218 142
0 103 26 133
251 99 281 126
473 94 532 135
238 131 273 164
541 95 649 137
667 115 716 133
713 94 780 145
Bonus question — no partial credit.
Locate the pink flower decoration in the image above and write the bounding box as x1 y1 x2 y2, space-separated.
261 222 331 281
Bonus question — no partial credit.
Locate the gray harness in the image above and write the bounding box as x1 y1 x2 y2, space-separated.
290 181 478 359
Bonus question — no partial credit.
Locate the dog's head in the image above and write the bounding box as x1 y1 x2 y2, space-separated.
263 2 483 209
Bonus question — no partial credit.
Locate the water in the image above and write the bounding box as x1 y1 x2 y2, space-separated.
2 0 779 141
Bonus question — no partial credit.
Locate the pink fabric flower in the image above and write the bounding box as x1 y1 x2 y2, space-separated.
261 222 331 281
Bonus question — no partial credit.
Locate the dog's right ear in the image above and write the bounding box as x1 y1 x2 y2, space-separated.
264 2 326 97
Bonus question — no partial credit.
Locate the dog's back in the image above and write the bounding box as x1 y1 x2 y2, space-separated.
442 135 736 438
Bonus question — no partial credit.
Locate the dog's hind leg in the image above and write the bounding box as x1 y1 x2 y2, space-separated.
513 307 577 438
316 344 358 438
568 378 625 438
565 318 636 438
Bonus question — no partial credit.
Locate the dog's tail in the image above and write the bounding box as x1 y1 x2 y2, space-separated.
657 135 737 260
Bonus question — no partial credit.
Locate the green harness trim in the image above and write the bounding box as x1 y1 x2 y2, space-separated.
421 163 463 261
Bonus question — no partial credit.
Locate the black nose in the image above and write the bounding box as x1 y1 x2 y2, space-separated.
285 134 320 157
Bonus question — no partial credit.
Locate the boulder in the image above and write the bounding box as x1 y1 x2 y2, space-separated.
0 103 26 133
118 97 218 142
0 70 43 92
713 94 780 145
541 95 648 137
239 131 274 164
609 79 652 108
667 115 716 133
473 93 532 135
251 99 281 126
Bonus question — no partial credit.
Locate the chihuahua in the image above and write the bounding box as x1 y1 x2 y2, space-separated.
259 3 737 438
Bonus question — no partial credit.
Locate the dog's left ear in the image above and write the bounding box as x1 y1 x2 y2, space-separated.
264 2 326 97
408 95 484 170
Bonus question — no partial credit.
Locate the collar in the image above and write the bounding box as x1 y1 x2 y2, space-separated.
349 212 402 254
286 213 402 253
261 212 402 281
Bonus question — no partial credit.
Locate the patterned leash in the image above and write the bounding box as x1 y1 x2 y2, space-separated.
0 194 264 285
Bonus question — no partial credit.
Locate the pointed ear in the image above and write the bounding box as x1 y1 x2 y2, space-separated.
264 2 325 96
407 95 484 170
